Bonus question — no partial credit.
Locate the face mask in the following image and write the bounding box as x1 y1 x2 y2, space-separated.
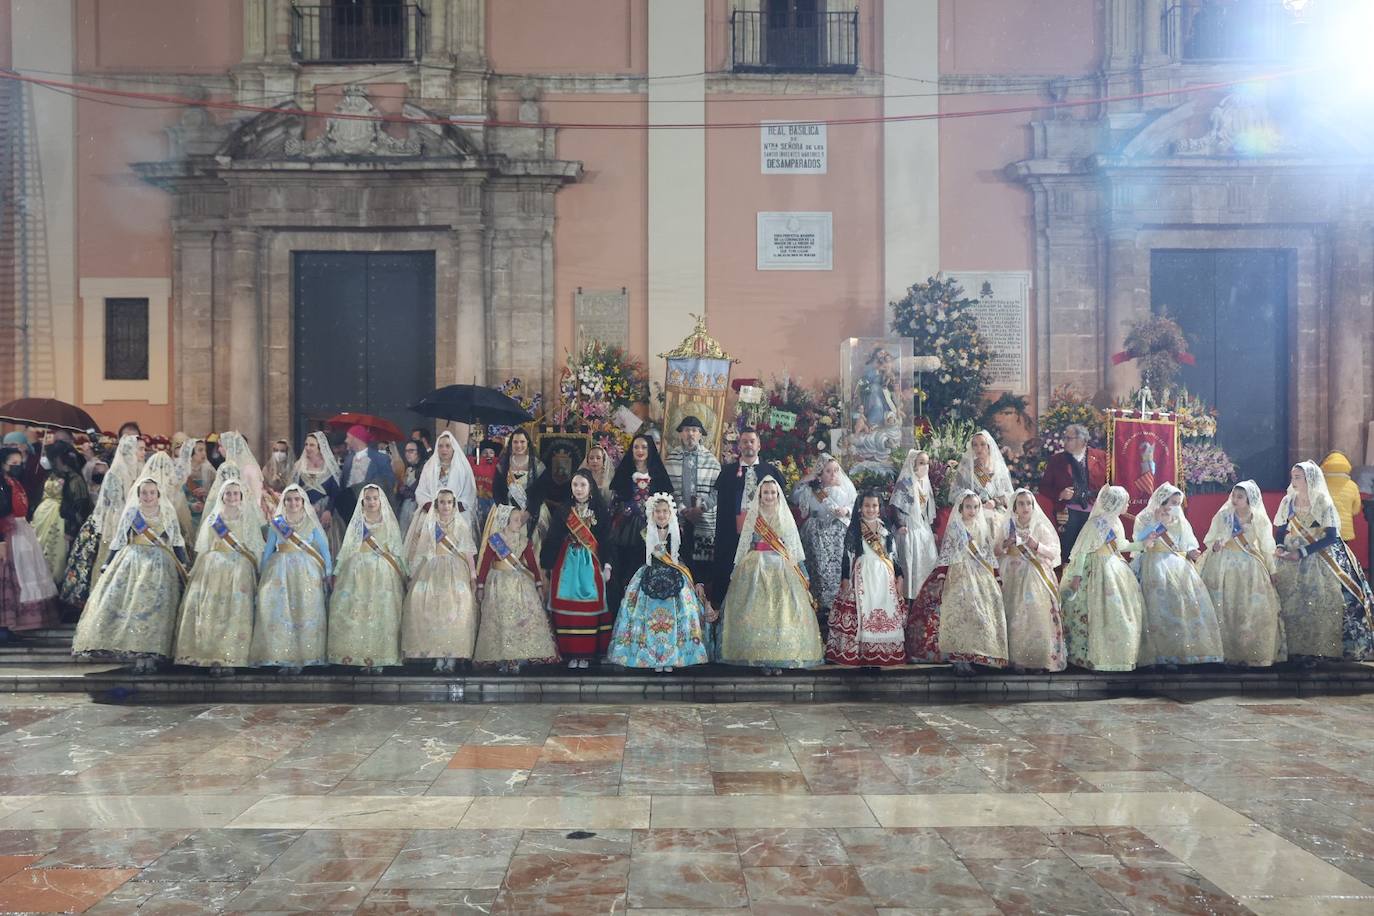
39 455 51 470
273 451 287 459
91 473 106 486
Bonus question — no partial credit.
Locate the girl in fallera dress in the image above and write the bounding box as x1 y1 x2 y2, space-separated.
608 434 674 611
212 431 269 519
402 487 479 672
404 430 477 566
1200 480 1286 667
952 429 1014 529
540 469 612 669
173 473 264 675
0 449 59 633
607 492 714 672
718 477 824 675
1274 461 1374 664
791 455 857 623
931 490 1007 674
72 476 187 673
250 484 332 674
293 431 344 559
61 434 146 608
140 451 195 548
825 489 907 667
328 483 407 672
1060 485 1144 672
31 441 91 586
473 503 559 673
995 488 1066 673
891 449 938 601
1131 483 1224 669
493 428 544 511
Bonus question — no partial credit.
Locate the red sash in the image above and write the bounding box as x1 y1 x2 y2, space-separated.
566 510 598 555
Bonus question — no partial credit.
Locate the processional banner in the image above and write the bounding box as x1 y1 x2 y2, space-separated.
660 316 736 459
1107 410 1183 516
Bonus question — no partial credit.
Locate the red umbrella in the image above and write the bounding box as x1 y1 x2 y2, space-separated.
325 412 404 443
0 398 98 434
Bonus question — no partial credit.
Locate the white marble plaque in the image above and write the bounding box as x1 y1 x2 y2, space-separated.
761 121 828 173
574 288 629 349
944 270 1032 393
757 212 833 271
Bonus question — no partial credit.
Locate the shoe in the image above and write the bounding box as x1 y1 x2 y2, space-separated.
663 666 673 673
569 659 580 670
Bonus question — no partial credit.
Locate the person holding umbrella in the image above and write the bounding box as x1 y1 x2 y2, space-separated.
337 424 397 524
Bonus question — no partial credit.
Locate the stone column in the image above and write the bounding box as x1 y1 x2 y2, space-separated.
1104 228 1141 400
1141 0 1168 62
455 223 487 385
172 230 216 437
1328 220 1369 458
227 228 264 450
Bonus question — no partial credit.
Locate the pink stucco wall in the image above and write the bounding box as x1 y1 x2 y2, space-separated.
939 0 1102 74
76 0 242 72
488 0 646 74
705 96 885 385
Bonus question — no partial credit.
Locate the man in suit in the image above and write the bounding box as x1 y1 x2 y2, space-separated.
336 424 397 523
711 428 782 605
1039 423 1107 559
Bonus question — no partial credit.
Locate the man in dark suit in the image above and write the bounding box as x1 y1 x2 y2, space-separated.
1038 423 1107 559
711 428 782 605
336 424 397 523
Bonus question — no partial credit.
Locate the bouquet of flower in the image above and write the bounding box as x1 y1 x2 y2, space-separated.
1039 385 1106 453
556 341 649 427
1116 312 1195 392
487 378 544 439
1182 442 1238 492
890 276 991 420
914 417 978 499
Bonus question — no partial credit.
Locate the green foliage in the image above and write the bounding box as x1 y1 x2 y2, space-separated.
890 277 991 420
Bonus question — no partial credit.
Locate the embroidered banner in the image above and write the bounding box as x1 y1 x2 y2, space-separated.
1107 412 1182 516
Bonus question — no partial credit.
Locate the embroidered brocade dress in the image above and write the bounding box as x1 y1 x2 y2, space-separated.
402 519 479 661
1275 509 1374 660
892 479 938 600
718 525 823 669
1 483 59 631
825 526 907 667
998 534 1067 672
328 526 406 667
937 531 1007 668
1060 536 1143 672
607 551 711 669
1134 536 1225 667
249 520 332 668
1200 522 1286 667
32 476 69 583
793 483 852 614
473 526 559 667
72 516 184 659
541 506 611 660
173 525 258 667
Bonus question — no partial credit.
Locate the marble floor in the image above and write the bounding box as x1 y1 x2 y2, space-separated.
0 694 1370 914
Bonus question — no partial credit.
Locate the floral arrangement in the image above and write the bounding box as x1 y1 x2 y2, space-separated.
913 416 978 500
890 277 991 420
486 378 544 440
1116 311 1195 392
1039 385 1106 453
555 341 649 426
1182 442 1238 492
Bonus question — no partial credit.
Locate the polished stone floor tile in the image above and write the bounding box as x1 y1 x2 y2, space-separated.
742 863 878 915
228 794 473 829
375 828 521 890
1 795 258 829
1144 824 1374 899
354 886 501 915
0 865 139 913
447 745 545 770
735 827 850 867
864 792 1069 828
460 795 651 829
136 828 304 883
964 856 1133 915
652 794 880 829
86 879 252 915
1040 791 1255 827
34 827 192 869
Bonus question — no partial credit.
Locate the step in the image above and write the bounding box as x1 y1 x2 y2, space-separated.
3 662 1372 704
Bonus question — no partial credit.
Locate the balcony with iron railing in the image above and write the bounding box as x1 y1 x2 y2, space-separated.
290 3 427 63
730 9 859 75
1162 0 1319 62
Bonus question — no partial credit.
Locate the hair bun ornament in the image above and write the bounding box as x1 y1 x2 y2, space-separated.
647 491 678 513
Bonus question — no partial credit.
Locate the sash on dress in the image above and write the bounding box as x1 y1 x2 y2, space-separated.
754 515 816 609
361 525 406 581
132 514 188 581
567 510 599 555
1289 520 1373 623
489 530 538 583
272 515 326 574
211 516 258 566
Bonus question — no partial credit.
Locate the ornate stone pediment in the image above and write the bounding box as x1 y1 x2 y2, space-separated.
1172 91 1299 157
210 85 478 163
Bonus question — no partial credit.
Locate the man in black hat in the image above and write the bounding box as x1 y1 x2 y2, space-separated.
662 415 721 584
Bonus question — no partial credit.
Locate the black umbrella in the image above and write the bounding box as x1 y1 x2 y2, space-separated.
409 384 534 425
0 398 99 434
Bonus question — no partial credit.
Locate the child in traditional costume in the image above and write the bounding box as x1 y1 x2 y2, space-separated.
1132 483 1224 669
891 449 938 600
173 471 264 675
952 430 1014 529
473 504 559 673
792 455 856 623
402 487 479 672
328 483 406 672
825 489 907 667
540 469 612 669
1274 461 1374 663
607 492 713 671
72 475 187 672
718 477 823 674
404 430 477 566
608 434 674 612
250 483 332 674
1200 480 1285 667
931 490 1007 674
1060 485 1144 671
994 488 1066 672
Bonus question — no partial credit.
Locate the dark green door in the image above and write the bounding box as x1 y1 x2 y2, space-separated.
1149 249 1289 490
292 251 435 445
